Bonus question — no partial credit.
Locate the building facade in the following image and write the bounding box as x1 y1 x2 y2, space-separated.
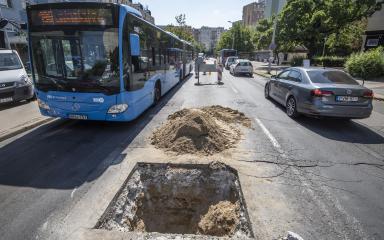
196 26 225 53
242 1 265 27
0 0 34 63
362 2 384 51
264 0 286 19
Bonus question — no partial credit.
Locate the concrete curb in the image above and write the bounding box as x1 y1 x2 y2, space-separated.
254 71 271 79
0 117 55 142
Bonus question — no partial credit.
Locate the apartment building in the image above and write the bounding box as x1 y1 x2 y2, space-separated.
362 2 384 51
264 0 287 19
195 26 225 53
242 1 265 26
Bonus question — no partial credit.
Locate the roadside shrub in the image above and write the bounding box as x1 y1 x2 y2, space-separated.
313 56 346 67
345 47 384 79
290 56 305 66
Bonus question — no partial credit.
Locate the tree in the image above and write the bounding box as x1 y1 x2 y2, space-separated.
216 23 255 53
164 14 205 52
252 18 273 50
325 19 367 56
175 14 186 26
278 0 378 57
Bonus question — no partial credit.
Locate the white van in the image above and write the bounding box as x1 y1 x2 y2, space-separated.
0 49 34 104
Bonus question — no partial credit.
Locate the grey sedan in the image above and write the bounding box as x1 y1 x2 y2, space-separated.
264 67 373 119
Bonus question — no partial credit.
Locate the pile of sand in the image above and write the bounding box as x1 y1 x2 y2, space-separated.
151 106 251 155
198 201 240 237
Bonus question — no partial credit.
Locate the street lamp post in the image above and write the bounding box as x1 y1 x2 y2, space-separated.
0 7 11 49
227 21 235 50
268 19 277 74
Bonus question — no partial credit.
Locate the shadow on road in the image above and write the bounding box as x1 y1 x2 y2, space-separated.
0 100 34 111
296 118 384 144
267 97 384 144
0 75 192 189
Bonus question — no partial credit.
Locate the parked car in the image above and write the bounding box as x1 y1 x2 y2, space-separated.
264 67 373 119
0 49 34 104
229 59 253 77
225 56 238 70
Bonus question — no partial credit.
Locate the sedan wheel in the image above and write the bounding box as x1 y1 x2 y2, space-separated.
286 97 300 118
264 83 270 99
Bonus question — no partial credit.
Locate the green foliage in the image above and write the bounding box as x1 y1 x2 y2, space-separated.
216 23 255 53
278 0 378 57
312 56 347 67
175 14 186 26
325 19 367 56
252 18 274 50
346 47 384 79
290 56 305 66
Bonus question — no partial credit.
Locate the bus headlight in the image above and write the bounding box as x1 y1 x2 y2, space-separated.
108 104 128 114
37 99 50 110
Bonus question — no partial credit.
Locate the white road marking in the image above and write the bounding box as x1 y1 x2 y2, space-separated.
254 116 368 239
70 187 77 199
230 85 238 93
255 117 281 149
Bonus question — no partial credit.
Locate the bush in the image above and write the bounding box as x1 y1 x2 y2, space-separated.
345 47 384 79
313 56 347 67
290 56 305 66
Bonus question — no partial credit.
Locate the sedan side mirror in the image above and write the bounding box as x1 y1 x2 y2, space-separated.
271 75 276 79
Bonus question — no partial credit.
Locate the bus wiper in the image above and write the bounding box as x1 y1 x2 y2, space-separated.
39 76 67 90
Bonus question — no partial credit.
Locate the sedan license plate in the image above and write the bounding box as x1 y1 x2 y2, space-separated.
336 96 358 102
0 97 13 103
68 114 88 120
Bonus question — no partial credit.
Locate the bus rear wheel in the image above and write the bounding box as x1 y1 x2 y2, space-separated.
154 82 161 104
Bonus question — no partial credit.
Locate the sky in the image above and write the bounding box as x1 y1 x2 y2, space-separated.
133 0 256 29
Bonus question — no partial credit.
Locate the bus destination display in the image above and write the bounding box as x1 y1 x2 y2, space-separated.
30 8 113 26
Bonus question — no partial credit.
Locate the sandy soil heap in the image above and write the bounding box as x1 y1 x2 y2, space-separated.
151 106 251 155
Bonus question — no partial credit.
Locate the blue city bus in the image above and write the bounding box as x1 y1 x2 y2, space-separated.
26 2 194 121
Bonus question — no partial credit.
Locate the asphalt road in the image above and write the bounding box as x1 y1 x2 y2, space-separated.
0 69 384 240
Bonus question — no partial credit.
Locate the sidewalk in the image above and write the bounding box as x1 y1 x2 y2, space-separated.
251 61 384 101
0 101 54 141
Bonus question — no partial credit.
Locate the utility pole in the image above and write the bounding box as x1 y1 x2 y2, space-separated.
268 19 277 74
322 36 327 57
227 21 235 50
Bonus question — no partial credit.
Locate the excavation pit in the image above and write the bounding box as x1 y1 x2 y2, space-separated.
96 162 253 238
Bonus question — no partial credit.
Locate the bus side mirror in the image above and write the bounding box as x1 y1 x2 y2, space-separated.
130 34 140 56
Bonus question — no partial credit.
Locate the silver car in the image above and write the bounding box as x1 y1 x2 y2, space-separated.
0 49 34 104
230 59 253 77
264 67 373 119
225 56 238 70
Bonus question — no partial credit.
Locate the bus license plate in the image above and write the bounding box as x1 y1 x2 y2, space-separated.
0 97 13 103
68 114 88 120
336 96 358 102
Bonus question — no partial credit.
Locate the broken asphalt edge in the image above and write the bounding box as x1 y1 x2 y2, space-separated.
0 117 55 142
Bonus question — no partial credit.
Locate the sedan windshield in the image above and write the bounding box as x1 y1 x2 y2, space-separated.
0 53 23 71
30 29 120 94
307 70 358 85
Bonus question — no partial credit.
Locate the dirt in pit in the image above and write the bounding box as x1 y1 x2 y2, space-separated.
97 162 253 238
151 105 251 155
198 200 240 236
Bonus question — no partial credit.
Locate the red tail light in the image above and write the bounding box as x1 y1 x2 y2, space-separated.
311 89 334 97
363 90 374 98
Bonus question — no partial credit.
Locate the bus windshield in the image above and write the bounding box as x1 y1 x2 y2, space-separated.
30 29 119 94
